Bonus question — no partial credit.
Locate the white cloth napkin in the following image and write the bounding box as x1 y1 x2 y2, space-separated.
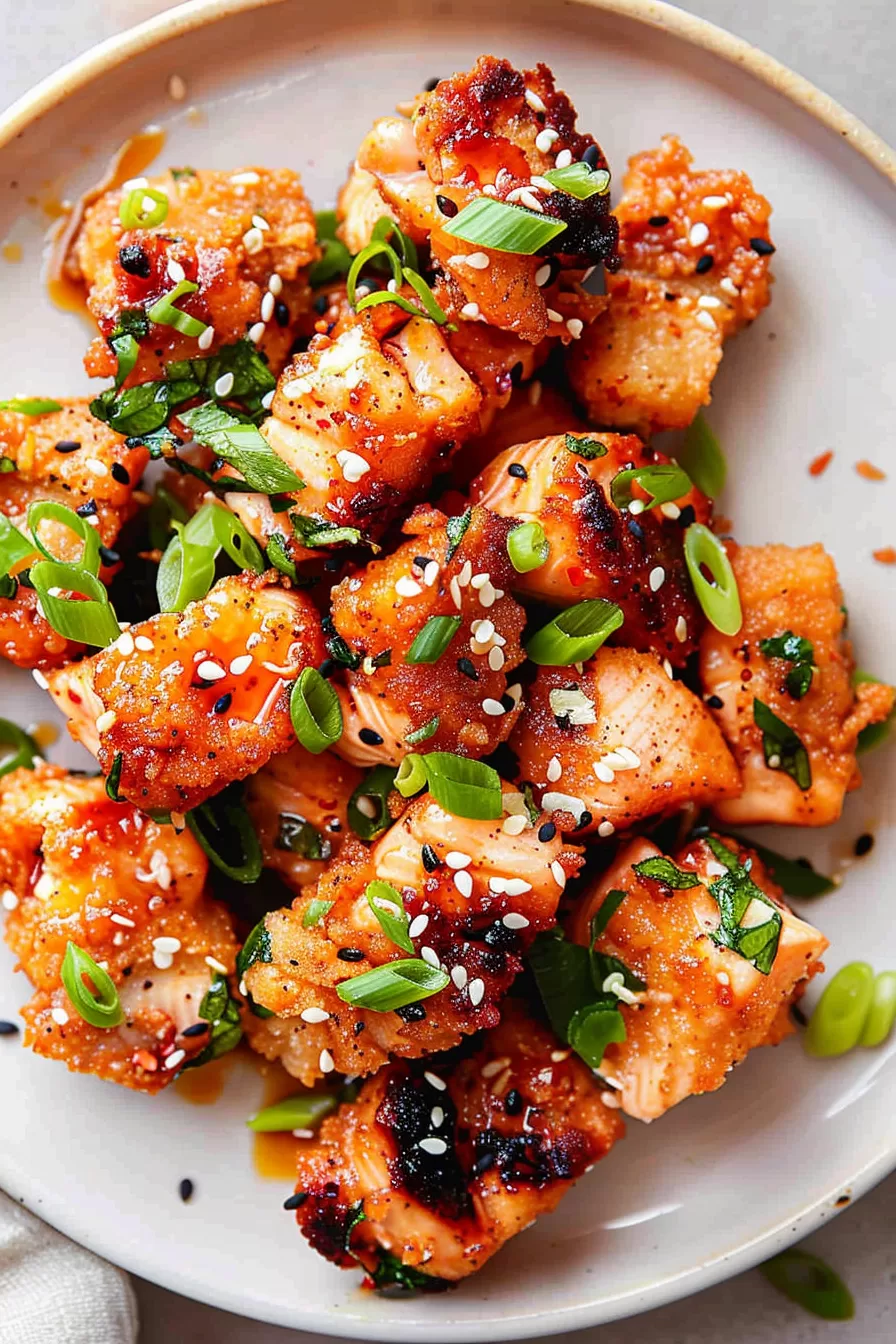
0 1191 137 1344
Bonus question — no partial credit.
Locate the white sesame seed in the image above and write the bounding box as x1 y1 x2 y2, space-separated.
502 814 527 836
566 318 584 339
628 499 646 516
153 936 182 955
696 309 717 331
464 251 490 270
1 889 18 911
675 615 688 642
252 214 270 231
482 698 505 716
554 149 573 169
167 258 186 284
505 878 533 896
260 291 275 322
282 376 314 398
336 449 370 484
451 965 468 990
689 222 710 247
477 582 497 609
261 390 275 410
546 308 563 323
529 175 555 193
454 870 473 898
395 576 422 598
767 753 782 768
468 978 485 1007
34 873 54 900
535 128 559 153
214 372 235 398
168 73 187 101
354 796 376 819
698 294 723 309
419 1137 447 1155
121 176 149 191
649 565 666 592
197 659 226 681
720 276 738 296
85 457 108 476
110 912 135 928
551 1049 571 1063
598 820 616 838
517 189 544 212
301 1007 330 1023
446 851 472 870
457 561 473 587
268 272 283 295
503 913 530 929
535 263 552 287
525 88 547 112
431 1106 445 1128
487 645 505 672
425 1070 446 1090
489 877 509 894
408 914 429 939
319 1049 335 1074
31 669 49 690
248 321 266 344
547 755 562 783
594 762 615 784
132 635 153 653
421 946 441 968
461 302 481 319
701 195 728 208
51 1007 69 1026
197 325 215 351
601 1090 622 1109
449 576 462 609
230 171 261 185
115 631 135 656
660 502 681 519
153 950 173 970
663 659 675 680
418 560 439 588
229 654 253 675
243 227 264 254
95 710 117 734
205 955 228 974
163 1049 186 1071
481 1057 511 1078
550 861 566 889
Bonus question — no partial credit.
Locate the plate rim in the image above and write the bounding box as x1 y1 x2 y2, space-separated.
0 0 895 1335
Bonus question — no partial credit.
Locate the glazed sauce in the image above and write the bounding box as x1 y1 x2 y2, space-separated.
45 127 167 319
252 1062 306 1181
174 1052 235 1106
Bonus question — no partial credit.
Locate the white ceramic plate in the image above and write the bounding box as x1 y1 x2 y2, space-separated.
1 0 894 1335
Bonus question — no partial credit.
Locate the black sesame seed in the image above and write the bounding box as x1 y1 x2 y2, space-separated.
54 439 81 454
695 254 714 275
508 462 528 480
575 811 593 830
500 694 515 712
414 555 433 570
582 144 600 169
0 1020 19 1036
395 1002 427 1022
75 499 97 517
854 833 874 857
359 728 383 746
213 693 232 715
504 1088 524 1116
421 843 440 872
472 1151 496 1176
337 947 365 962
750 237 775 256
99 546 120 566
457 657 479 681
118 244 152 278
274 300 290 327
435 194 458 218
677 503 697 528
110 462 131 485
317 658 337 680
648 215 669 227
283 1191 308 1210
538 821 556 843
313 294 329 315
706 694 724 710
323 556 341 572
627 518 645 541
181 1022 209 1038
483 922 517 951
353 1020 366 1036
178 1178 194 1203
423 76 440 91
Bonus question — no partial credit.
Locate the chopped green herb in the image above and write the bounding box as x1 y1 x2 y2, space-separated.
276 813 330 860
105 752 124 801
754 697 812 790
181 973 243 1070
347 765 397 840
445 507 472 563
565 433 607 460
302 898 334 929
759 631 815 699
760 1250 854 1321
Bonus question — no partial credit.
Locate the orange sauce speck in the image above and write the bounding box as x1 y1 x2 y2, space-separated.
174 1052 235 1105
252 1062 307 1181
856 460 886 481
808 450 833 476
872 547 896 565
2 242 22 263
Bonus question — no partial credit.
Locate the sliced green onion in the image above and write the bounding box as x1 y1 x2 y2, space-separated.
366 880 414 954
854 670 895 753
290 667 342 754
442 198 567 254
633 856 701 889
804 962 874 1056
610 464 692 512
147 279 207 337
445 507 472 563
266 533 298 579
236 917 272 979
157 502 265 612
401 267 452 324
760 1251 854 1321
276 813 328 860
247 1090 339 1133
0 513 36 576
419 751 502 820
347 765 397 840
290 513 360 549
526 598 623 666
859 971 896 1047
179 402 303 495
0 397 63 416
394 753 427 798
346 240 403 308
29 561 120 647
336 958 449 1011
105 752 123 801
508 521 549 573
684 523 743 636
119 186 169 230
0 719 41 777
405 716 440 745
27 500 102 575
676 411 726 499
309 209 352 287
302 898 334 929
405 615 461 665
543 162 610 199
753 697 812 791
60 941 123 1029
371 216 419 272
186 794 263 883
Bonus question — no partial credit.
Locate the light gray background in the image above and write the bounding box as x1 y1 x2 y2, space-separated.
1 1 893 1340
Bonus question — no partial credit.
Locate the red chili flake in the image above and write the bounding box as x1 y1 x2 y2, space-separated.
566 565 585 588
67 690 82 705
808 451 833 476
873 547 896 565
856 460 886 481
133 1048 159 1072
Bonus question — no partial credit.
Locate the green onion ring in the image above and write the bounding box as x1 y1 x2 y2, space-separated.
0 719 42 777
60 941 124 1029
683 523 743 636
118 186 169 230
290 667 343 754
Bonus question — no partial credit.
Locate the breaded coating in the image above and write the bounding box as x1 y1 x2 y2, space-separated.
0 764 238 1092
570 834 827 1121
0 399 149 668
71 167 318 383
244 790 581 1084
245 743 363 893
329 505 527 766
452 380 588 485
510 648 741 835
344 56 618 342
45 572 325 813
471 430 708 664
292 1002 623 1283
568 135 773 435
700 543 895 826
